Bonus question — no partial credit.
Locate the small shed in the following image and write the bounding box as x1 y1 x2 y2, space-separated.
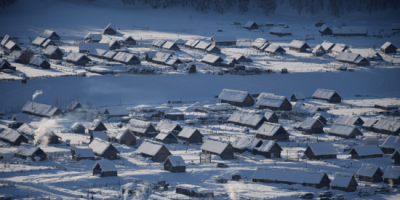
295 117 325 133
231 137 263 153
71 148 94 161
349 145 383 159
244 21 258 30
164 156 186 173
382 166 400 184
200 140 235 159
264 44 286 54
0 59 16 72
256 123 289 141
356 163 383 182
155 131 178 144
211 36 236 46
256 92 292 111
177 127 203 144
312 88 342 103
89 139 119 160
312 45 326 56
330 174 358 192
103 23 117 35
15 146 47 161
380 42 397 54
121 35 136 45
66 53 91 66
304 142 337 159
42 30 61 41
289 40 310 52
227 112 267 130
319 25 332 36
328 124 363 138
127 119 159 137
112 129 136 146
0 128 29 145
290 92 305 102
43 46 64 60
218 89 254 107
4 40 22 52
93 160 117 177
135 140 172 162
253 140 283 158
392 149 400 165
264 110 279 123
206 45 221 54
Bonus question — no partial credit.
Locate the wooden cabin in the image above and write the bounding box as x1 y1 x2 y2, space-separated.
29 56 51 69
200 54 223 66
93 160 117 177
136 140 172 162
227 112 267 130
22 101 63 118
156 119 182 135
162 41 180 51
177 127 203 144
71 148 94 161
256 123 289 141
264 44 286 54
206 45 221 54
381 136 400 154
121 35 136 45
164 156 186 173
349 145 383 159
89 139 119 160
165 112 184 120
312 45 326 56
253 141 283 158
264 110 279 123
176 184 214 198
66 53 91 66
103 23 117 35
4 40 22 52
155 131 178 144
42 30 61 41
362 119 378 131
321 41 335 52
15 146 47 161
319 25 332 36
304 142 337 160
295 117 325 134
290 92 305 102
269 27 292 37
312 88 342 103
356 163 383 182
43 46 64 60
330 174 358 192
84 33 102 43
328 124 363 138
0 128 29 145
111 129 136 146
382 166 400 184
252 168 331 188
251 38 268 50
0 58 16 72
373 119 400 135
128 119 159 137
336 52 370 66
333 26 367 37
380 42 397 54
289 40 310 52
32 37 47 47
88 121 107 134
218 89 254 107
112 52 140 65
200 140 235 160
256 92 292 111
231 137 263 153
244 21 258 30
313 113 327 126
335 115 364 126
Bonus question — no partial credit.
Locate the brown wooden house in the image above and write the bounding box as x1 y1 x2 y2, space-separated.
43 46 64 60
0 128 29 145
164 156 186 173
93 160 117 177
253 141 283 158
88 121 107 134
136 140 172 162
231 137 263 153
256 123 289 141
328 124 363 139
128 119 159 137
382 166 400 184
381 136 400 154
289 40 310 52
66 53 91 66
200 140 235 160
380 42 397 54
111 129 136 146
295 117 325 134
15 146 47 161
218 89 254 107
356 163 383 182
89 139 119 160
227 112 267 130
312 88 342 103
256 93 292 111
264 110 279 123
304 142 337 160
349 145 383 159
155 131 178 143
71 148 94 161
177 127 203 144
330 174 358 192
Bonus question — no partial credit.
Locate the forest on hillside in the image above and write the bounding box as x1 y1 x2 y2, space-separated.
2 0 400 17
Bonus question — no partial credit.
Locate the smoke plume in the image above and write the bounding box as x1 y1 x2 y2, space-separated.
32 90 43 101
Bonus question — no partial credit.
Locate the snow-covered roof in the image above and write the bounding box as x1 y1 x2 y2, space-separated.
66 53 89 62
122 34 134 41
43 45 61 55
333 26 367 35
201 54 222 64
71 122 84 130
0 128 23 143
289 40 308 49
85 33 102 40
362 118 378 128
351 145 382 156
115 129 135 141
93 160 117 172
165 156 186 167
12 113 33 123
257 123 283 136
178 127 199 139
152 39 167 47
89 139 114 155
4 40 17 50
155 132 177 140
189 40 201 48
264 110 276 120
221 57 237 65
382 166 400 179
103 51 117 59
152 52 172 63
292 102 320 114
373 119 400 132
329 124 360 136
319 24 330 32
129 119 152 128
195 41 211 50
92 131 108 141
218 89 251 102
231 137 262 150
298 117 321 129
42 30 57 38
136 140 164 156
270 27 291 34
212 36 236 42
308 142 337 156
87 48 107 57
252 38 268 49
17 123 37 136
312 45 325 53
165 58 181 66
252 168 327 184
32 37 47 46
244 21 257 28
264 44 284 53
335 115 362 126
74 148 94 158
79 43 109 51
22 101 62 118
0 35 9 46
29 56 47 66
292 92 305 100
156 120 180 132
330 174 353 188
103 23 115 31
380 42 394 50
336 52 362 62
113 52 136 63
15 146 41 156
255 140 278 152
312 88 337 100
357 163 381 177
173 38 186 45
162 41 177 49
381 136 400 149
206 45 219 52
321 41 335 51
228 112 264 126
331 43 348 53
200 140 229 154
256 92 287 108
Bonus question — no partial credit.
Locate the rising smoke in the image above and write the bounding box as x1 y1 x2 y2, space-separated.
32 90 43 101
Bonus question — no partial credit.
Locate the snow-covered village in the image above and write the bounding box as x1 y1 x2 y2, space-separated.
1 0 400 199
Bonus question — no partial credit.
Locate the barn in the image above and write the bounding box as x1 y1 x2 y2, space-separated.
312 45 326 56
256 123 289 141
89 139 119 160
164 156 186 173
121 35 136 45
113 52 140 65
231 137 263 153
4 40 22 52
336 52 370 66
304 142 337 159
289 40 310 52
71 148 94 161
319 25 332 36
200 140 235 159
380 42 397 54
93 160 117 177
256 92 292 111
381 136 400 154
127 119 158 137
349 145 383 159
155 131 178 144
15 146 47 161
43 46 64 60
335 115 364 126
211 36 236 46
244 21 258 30
312 88 342 103
330 174 358 192
328 124 363 138
253 141 283 158
333 26 367 36
66 53 91 66
331 43 349 55
206 45 221 54
382 166 400 184
295 117 325 134
22 101 63 118
111 129 136 146
0 59 16 71
264 44 286 54
162 41 180 51
156 119 182 135
264 110 279 123
0 128 29 145
84 33 102 43
136 140 172 162
29 56 51 69
270 27 292 37
252 168 331 188
103 23 117 35
200 54 223 66
218 89 254 107
356 163 384 182
227 112 267 130
42 30 61 41
177 127 203 144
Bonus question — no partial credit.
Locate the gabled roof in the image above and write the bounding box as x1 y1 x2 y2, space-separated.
92 131 108 141
335 115 363 126
206 45 220 52
165 58 181 66
221 57 237 65
201 54 222 64
195 41 211 50
319 24 331 32
165 156 186 167
152 39 167 47
12 113 33 123
308 142 337 156
292 102 321 114
362 118 378 128
381 41 396 50
88 48 108 57
321 41 335 51
156 119 181 132
89 139 116 155
152 52 172 63
330 174 354 188
298 117 322 129
264 110 276 120
381 136 400 149
17 124 37 136
382 166 400 179
218 89 251 102
162 41 177 49
93 160 117 172
357 163 381 177
231 137 262 150
22 101 62 117
256 92 287 108
350 145 383 156
103 23 115 31
312 45 326 54
329 124 360 136
312 88 337 100
228 112 264 127
104 107 130 116
252 168 328 184
43 46 62 55
1 35 10 46
155 131 177 140
29 56 48 66
113 52 137 63
74 148 94 158
0 128 24 143
292 92 305 100
373 119 400 132
66 53 90 62
289 40 309 49
122 34 135 41
15 146 42 156
178 127 201 139
41 39 56 48
42 30 59 39
32 37 47 46
129 119 153 129
103 51 117 59
173 38 186 45
336 52 362 62
115 129 135 141
71 122 85 130
200 140 230 154
331 43 348 52
85 33 102 41
5 40 18 50
244 21 257 28
252 38 268 49
264 44 285 53
257 123 283 136
255 140 280 152
212 36 236 42
136 140 165 156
